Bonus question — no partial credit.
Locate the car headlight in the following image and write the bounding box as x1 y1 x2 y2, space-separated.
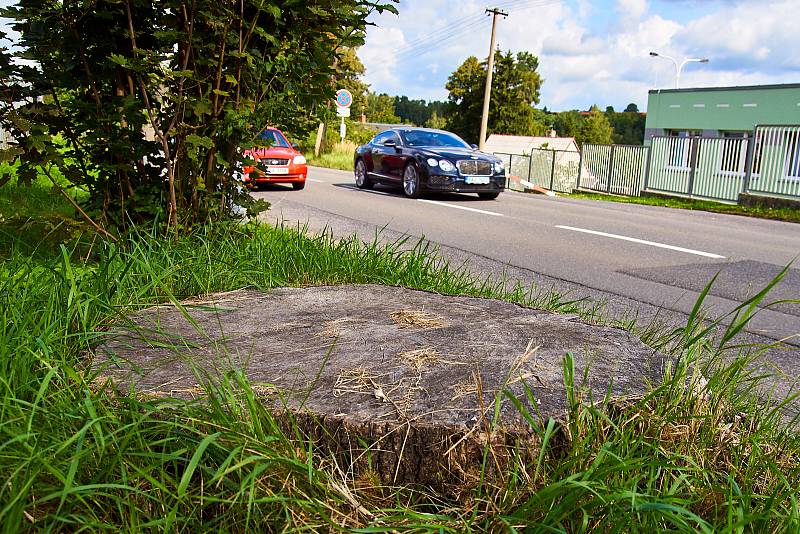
494 159 505 172
438 159 456 172
426 158 439 167
293 155 307 165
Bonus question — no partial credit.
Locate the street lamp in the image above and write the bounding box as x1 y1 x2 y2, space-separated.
649 52 709 89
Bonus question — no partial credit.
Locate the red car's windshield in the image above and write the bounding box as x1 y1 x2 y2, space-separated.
259 129 290 148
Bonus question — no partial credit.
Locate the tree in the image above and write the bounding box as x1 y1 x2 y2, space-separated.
444 51 545 143
553 110 582 139
577 105 614 145
425 111 447 129
365 93 401 124
336 47 370 117
624 103 639 113
394 96 447 126
1 0 395 233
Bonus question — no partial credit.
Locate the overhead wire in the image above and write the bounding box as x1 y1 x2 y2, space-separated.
390 0 564 61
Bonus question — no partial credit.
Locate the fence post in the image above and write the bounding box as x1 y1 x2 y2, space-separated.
527 152 533 184
606 145 616 193
687 138 700 197
576 146 583 191
642 146 652 195
549 150 556 190
742 128 757 194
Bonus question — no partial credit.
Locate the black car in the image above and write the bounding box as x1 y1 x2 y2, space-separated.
353 127 505 199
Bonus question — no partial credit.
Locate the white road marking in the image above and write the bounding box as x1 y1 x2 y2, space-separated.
555 225 725 259
306 178 324 183
417 199 504 217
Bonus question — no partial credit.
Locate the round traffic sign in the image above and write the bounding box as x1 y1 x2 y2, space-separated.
335 89 353 108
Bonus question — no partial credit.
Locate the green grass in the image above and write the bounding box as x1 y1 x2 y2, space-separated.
2 179 799 531
569 190 800 223
305 142 357 172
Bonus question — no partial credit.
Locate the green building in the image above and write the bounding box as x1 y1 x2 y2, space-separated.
645 83 800 143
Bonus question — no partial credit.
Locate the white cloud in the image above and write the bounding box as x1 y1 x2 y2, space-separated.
616 0 648 23
359 26 407 90
358 0 800 111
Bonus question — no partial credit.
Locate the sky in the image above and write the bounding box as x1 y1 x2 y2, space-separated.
2 0 798 112
359 0 800 111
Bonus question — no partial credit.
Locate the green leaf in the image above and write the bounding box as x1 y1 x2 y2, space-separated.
185 134 213 149
178 432 221 497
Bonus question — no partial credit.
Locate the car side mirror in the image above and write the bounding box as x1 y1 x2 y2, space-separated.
291 142 300 150
470 143 478 150
383 140 397 148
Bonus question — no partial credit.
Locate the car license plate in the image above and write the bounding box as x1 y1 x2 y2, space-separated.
465 176 490 185
266 166 289 175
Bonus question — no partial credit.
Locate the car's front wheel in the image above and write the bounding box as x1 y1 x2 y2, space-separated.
478 192 499 200
402 163 421 199
354 159 373 189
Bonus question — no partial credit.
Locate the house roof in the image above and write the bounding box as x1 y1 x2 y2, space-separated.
648 82 800 95
485 134 579 154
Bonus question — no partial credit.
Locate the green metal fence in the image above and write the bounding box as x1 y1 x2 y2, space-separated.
578 144 648 196
747 126 800 199
647 136 749 202
494 126 800 203
495 149 580 193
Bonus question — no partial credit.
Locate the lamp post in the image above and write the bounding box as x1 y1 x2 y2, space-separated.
649 52 709 88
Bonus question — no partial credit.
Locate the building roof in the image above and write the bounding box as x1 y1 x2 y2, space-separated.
648 83 800 95
484 134 579 154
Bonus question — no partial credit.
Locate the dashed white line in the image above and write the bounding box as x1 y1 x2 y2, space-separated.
306 178 324 183
417 199 504 217
555 225 725 259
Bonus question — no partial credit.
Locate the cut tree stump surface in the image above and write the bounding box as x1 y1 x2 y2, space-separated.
93 284 666 492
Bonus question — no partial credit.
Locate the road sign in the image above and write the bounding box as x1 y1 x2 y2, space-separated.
336 106 351 118
339 119 346 142
335 89 353 108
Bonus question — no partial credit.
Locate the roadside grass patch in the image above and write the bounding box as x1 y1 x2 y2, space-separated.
306 141 358 171
568 190 800 224
1 179 799 530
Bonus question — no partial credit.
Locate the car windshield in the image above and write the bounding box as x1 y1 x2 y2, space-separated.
399 130 470 148
259 129 289 148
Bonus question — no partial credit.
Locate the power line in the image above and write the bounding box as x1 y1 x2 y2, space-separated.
391 0 532 54
391 0 534 57
390 0 563 61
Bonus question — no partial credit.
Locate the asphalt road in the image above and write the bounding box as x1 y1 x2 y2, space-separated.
254 165 800 409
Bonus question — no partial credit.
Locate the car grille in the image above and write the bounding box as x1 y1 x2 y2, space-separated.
261 158 289 165
456 160 492 176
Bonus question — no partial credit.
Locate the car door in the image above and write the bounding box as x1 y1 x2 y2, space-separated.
379 131 404 182
369 131 392 180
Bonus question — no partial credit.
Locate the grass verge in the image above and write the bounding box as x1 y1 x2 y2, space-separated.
569 190 800 223
306 141 358 171
1 180 799 531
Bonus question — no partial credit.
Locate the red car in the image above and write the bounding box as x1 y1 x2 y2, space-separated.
242 127 307 190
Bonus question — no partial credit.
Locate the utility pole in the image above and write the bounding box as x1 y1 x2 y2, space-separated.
478 7 507 151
